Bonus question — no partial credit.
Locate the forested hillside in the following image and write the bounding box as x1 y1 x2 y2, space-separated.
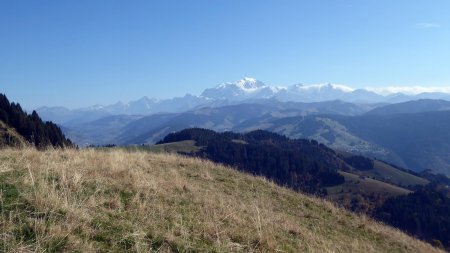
0 94 72 148
376 188 450 249
159 128 347 194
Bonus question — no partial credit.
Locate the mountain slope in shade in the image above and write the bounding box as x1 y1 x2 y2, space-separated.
251 111 450 175
334 111 450 174
64 100 377 146
366 99 450 115
64 115 144 146
120 100 377 144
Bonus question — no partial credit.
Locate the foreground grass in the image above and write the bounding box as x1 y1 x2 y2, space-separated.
0 149 442 252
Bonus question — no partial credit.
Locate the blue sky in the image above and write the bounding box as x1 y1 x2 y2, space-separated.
1 0 449 109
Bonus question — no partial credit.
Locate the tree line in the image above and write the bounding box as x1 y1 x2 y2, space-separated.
0 93 73 148
375 187 450 250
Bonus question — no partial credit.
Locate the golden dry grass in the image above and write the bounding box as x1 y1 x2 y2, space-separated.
0 148 443 252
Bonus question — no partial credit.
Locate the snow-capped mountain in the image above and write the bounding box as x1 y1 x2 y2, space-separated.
37 77 450 125
200 78 371 103
275 83 355 102
201 77 281 101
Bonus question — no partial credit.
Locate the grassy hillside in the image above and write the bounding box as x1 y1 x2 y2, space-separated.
326 171 412 213
338 151 428 188
365 160 428 187
0 149 442 252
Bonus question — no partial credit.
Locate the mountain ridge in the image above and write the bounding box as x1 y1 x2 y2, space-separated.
65 100 378 146
366 99 450 115
37 78 450 125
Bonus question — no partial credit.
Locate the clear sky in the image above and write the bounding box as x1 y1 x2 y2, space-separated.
1 0 449 109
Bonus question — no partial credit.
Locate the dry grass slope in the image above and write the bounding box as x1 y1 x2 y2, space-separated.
0 148 443 253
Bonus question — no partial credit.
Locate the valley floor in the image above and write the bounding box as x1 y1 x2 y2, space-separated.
0 148 442 252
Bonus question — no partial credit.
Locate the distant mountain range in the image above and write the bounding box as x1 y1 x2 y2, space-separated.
61 98 450 176
37 77 450 125
32 78 450 175
366 99 450 115
63 100 379 146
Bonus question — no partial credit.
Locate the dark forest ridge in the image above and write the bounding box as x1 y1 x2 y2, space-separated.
0 94 72 148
